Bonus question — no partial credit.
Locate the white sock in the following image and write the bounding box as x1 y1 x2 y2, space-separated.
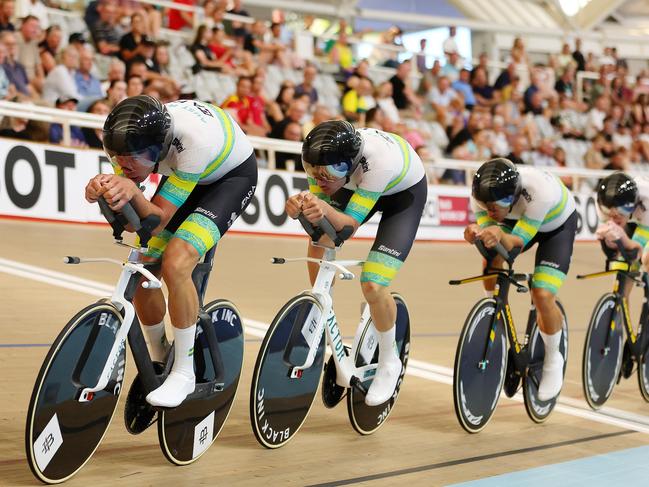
538 329 564 401
171 324 196 379
145 324 196 408
142 321 169 363
377 326 399 365
366 325 401 406
540 330 561 354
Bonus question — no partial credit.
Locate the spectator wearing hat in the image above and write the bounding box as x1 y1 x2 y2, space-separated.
17 15 43 91
68 32 87 55
0 0 15 32
39 25 61 75
49 96 85 145
42 45 80 104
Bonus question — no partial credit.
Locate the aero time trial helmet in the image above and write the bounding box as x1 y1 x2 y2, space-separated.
597 172 638 217
302 120 363 179
103 95 173 167
472 158 522 208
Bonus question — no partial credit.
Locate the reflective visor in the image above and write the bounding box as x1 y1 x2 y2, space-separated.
600 202 635 218
492 194 516 208
303 160 349 181
107 149 158 169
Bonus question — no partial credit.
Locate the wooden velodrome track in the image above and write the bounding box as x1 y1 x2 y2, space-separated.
2 219 649 486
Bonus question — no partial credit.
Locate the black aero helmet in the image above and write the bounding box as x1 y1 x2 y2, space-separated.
302 120 362 178
472 158 522 206
103 95 173 165
597 172 637 215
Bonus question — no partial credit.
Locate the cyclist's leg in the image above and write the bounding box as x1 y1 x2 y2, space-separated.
361 177 427 405
530 211 577 400
147 154 258 407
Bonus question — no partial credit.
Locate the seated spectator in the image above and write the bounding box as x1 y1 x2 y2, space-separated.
81 98 110 148
342 77 373 123
494 63 516 98
585 95 610 139
16 15 43 92
167 0 194 32
294 64 318 104
0 0 15 32
191 24 230 72
42 46 80 105
472 66 497 108
390 60 419 112
119 12 151 63
604 146 631 171
90 0 122 56
208 26 235 71
441 51 460 82
0 115 30 139
39 25 62 75
376 81 399 124
151 42 172 76
530 139 556 167
16 0 49 29
275 120 303 170
302 104 333 137
226 0 250 40
553 147 573 189
68 32 87 55
258 21 289 68
222 75 269 136
507 134 528 165
126 74 143 96
101 57 125 93
0 41 15 100
49 96 85 146
328 30 354 77
75 48 103 105
451 68 476 110
428 76 456 123
270 98 307 140
584 133 607 169
266 81 294 127
106 78 126 107
1 30 32 98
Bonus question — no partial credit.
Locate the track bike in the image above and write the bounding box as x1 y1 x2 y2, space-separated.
250 215 410 448
451 241 568 433
25 199 244 483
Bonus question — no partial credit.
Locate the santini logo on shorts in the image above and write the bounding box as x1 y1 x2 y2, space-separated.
196 207 217 219
539 260 559 269
378 245 401 257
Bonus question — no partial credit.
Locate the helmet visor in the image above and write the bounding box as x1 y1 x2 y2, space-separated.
599 201 635 218
106 147 160 168
303 160 350 181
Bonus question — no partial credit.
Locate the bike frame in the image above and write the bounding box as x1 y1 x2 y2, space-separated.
579 263 649 362
70 243 226 404
274 245 379 389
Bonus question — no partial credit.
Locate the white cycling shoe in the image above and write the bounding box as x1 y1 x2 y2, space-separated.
365 355 402 406
146 371 195 408
537 350 564 401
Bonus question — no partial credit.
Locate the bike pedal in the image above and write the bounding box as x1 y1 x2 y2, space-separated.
350 376 368 395
321 356 345 408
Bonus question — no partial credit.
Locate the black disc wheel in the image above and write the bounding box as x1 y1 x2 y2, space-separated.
347 293 410 435
250 293 325 448
582 294 623 410
25 303 125 484
158 300 244 465
453 298 507 434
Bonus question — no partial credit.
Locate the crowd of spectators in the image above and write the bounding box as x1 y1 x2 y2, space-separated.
0 0 648 186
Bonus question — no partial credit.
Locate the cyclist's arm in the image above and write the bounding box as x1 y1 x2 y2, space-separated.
148 168 201 231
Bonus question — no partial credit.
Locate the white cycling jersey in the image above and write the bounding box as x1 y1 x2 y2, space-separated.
472 165 576 246
114 99 253 208
310 127 426 223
